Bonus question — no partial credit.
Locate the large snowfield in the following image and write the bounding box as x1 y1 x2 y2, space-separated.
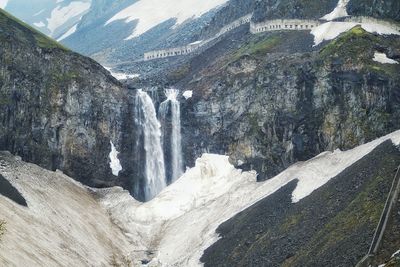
106 0 229 40
1 130 399 266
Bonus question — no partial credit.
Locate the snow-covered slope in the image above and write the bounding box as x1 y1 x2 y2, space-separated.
0 152 132 267
2 0 230 64
106 0 228 40
3 0 91 40
311 19 400 46
1 130 399 266
96 130 400 266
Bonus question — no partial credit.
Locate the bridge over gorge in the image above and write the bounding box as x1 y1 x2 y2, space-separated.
143 15 400 61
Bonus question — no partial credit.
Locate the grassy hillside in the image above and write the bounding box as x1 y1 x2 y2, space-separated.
0 8 68 51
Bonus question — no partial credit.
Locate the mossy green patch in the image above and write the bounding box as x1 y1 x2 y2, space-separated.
168 64 191 83
283 170 390 266
232 35 281 61
319 26 370 60
319 25 400 77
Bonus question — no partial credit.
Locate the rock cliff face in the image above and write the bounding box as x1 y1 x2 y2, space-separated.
179 27 400 180
347 0 400 21
0 9 142 197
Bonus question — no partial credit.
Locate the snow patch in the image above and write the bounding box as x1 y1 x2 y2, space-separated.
392 249 400 258
311 21 356 46
311 20 400 46
33 9 45 17
105 0 228 40
33 21 46 28
109 141 122 176
46 1 91 35
104 66 140 80
97 130 400 266
183 90 193 99
321 0 350 21
57 23 78 41
373 52 399 64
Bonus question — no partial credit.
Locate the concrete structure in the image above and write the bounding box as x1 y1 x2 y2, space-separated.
143 14 252 61
355 165 400 267
144 41 203 60
250 19 321 34
143 15 400 61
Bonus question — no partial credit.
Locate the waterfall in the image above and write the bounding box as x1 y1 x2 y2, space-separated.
159 89 183 183
134 89 166 201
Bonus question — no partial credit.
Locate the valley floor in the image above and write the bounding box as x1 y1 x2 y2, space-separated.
0 130 399 266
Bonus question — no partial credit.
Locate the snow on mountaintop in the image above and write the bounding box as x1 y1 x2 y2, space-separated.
45 1 90 35
97 130 400 266
105 0 229 40
57 23 77 41
5 0 92 39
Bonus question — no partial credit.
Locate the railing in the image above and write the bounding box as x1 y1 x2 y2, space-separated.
143 16 400 61
355 165 400 267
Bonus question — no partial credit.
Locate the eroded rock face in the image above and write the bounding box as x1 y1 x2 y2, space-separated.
347 0 400 21
0 10 142 198
180 30 400 180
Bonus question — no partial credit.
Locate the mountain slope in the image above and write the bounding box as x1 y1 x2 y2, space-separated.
0 8 144 198
3 0 91 40
0 151 132 266
201 140 400 267
95 131 400 266
174 23 400 180
2 0 232 65
2 132 398 266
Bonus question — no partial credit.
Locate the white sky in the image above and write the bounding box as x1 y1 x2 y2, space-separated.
0 0 9 9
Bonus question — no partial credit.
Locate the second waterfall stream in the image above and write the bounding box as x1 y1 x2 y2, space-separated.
159 88 184 184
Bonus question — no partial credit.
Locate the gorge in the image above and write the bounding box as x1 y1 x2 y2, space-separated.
0 0 400 266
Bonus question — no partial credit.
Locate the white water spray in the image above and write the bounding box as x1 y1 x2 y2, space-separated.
159 89 183 183
134 89 166 201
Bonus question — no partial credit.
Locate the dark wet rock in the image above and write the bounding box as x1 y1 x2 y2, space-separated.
0 9 149 201
178 28 400 180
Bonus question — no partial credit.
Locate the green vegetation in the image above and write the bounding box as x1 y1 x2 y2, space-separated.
281 212 305 231
319 26 369 60
283 170 392 266
168 63 191 82
231 35 281 61
0 220 6 241
0 9 69 51
319 25 400 77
